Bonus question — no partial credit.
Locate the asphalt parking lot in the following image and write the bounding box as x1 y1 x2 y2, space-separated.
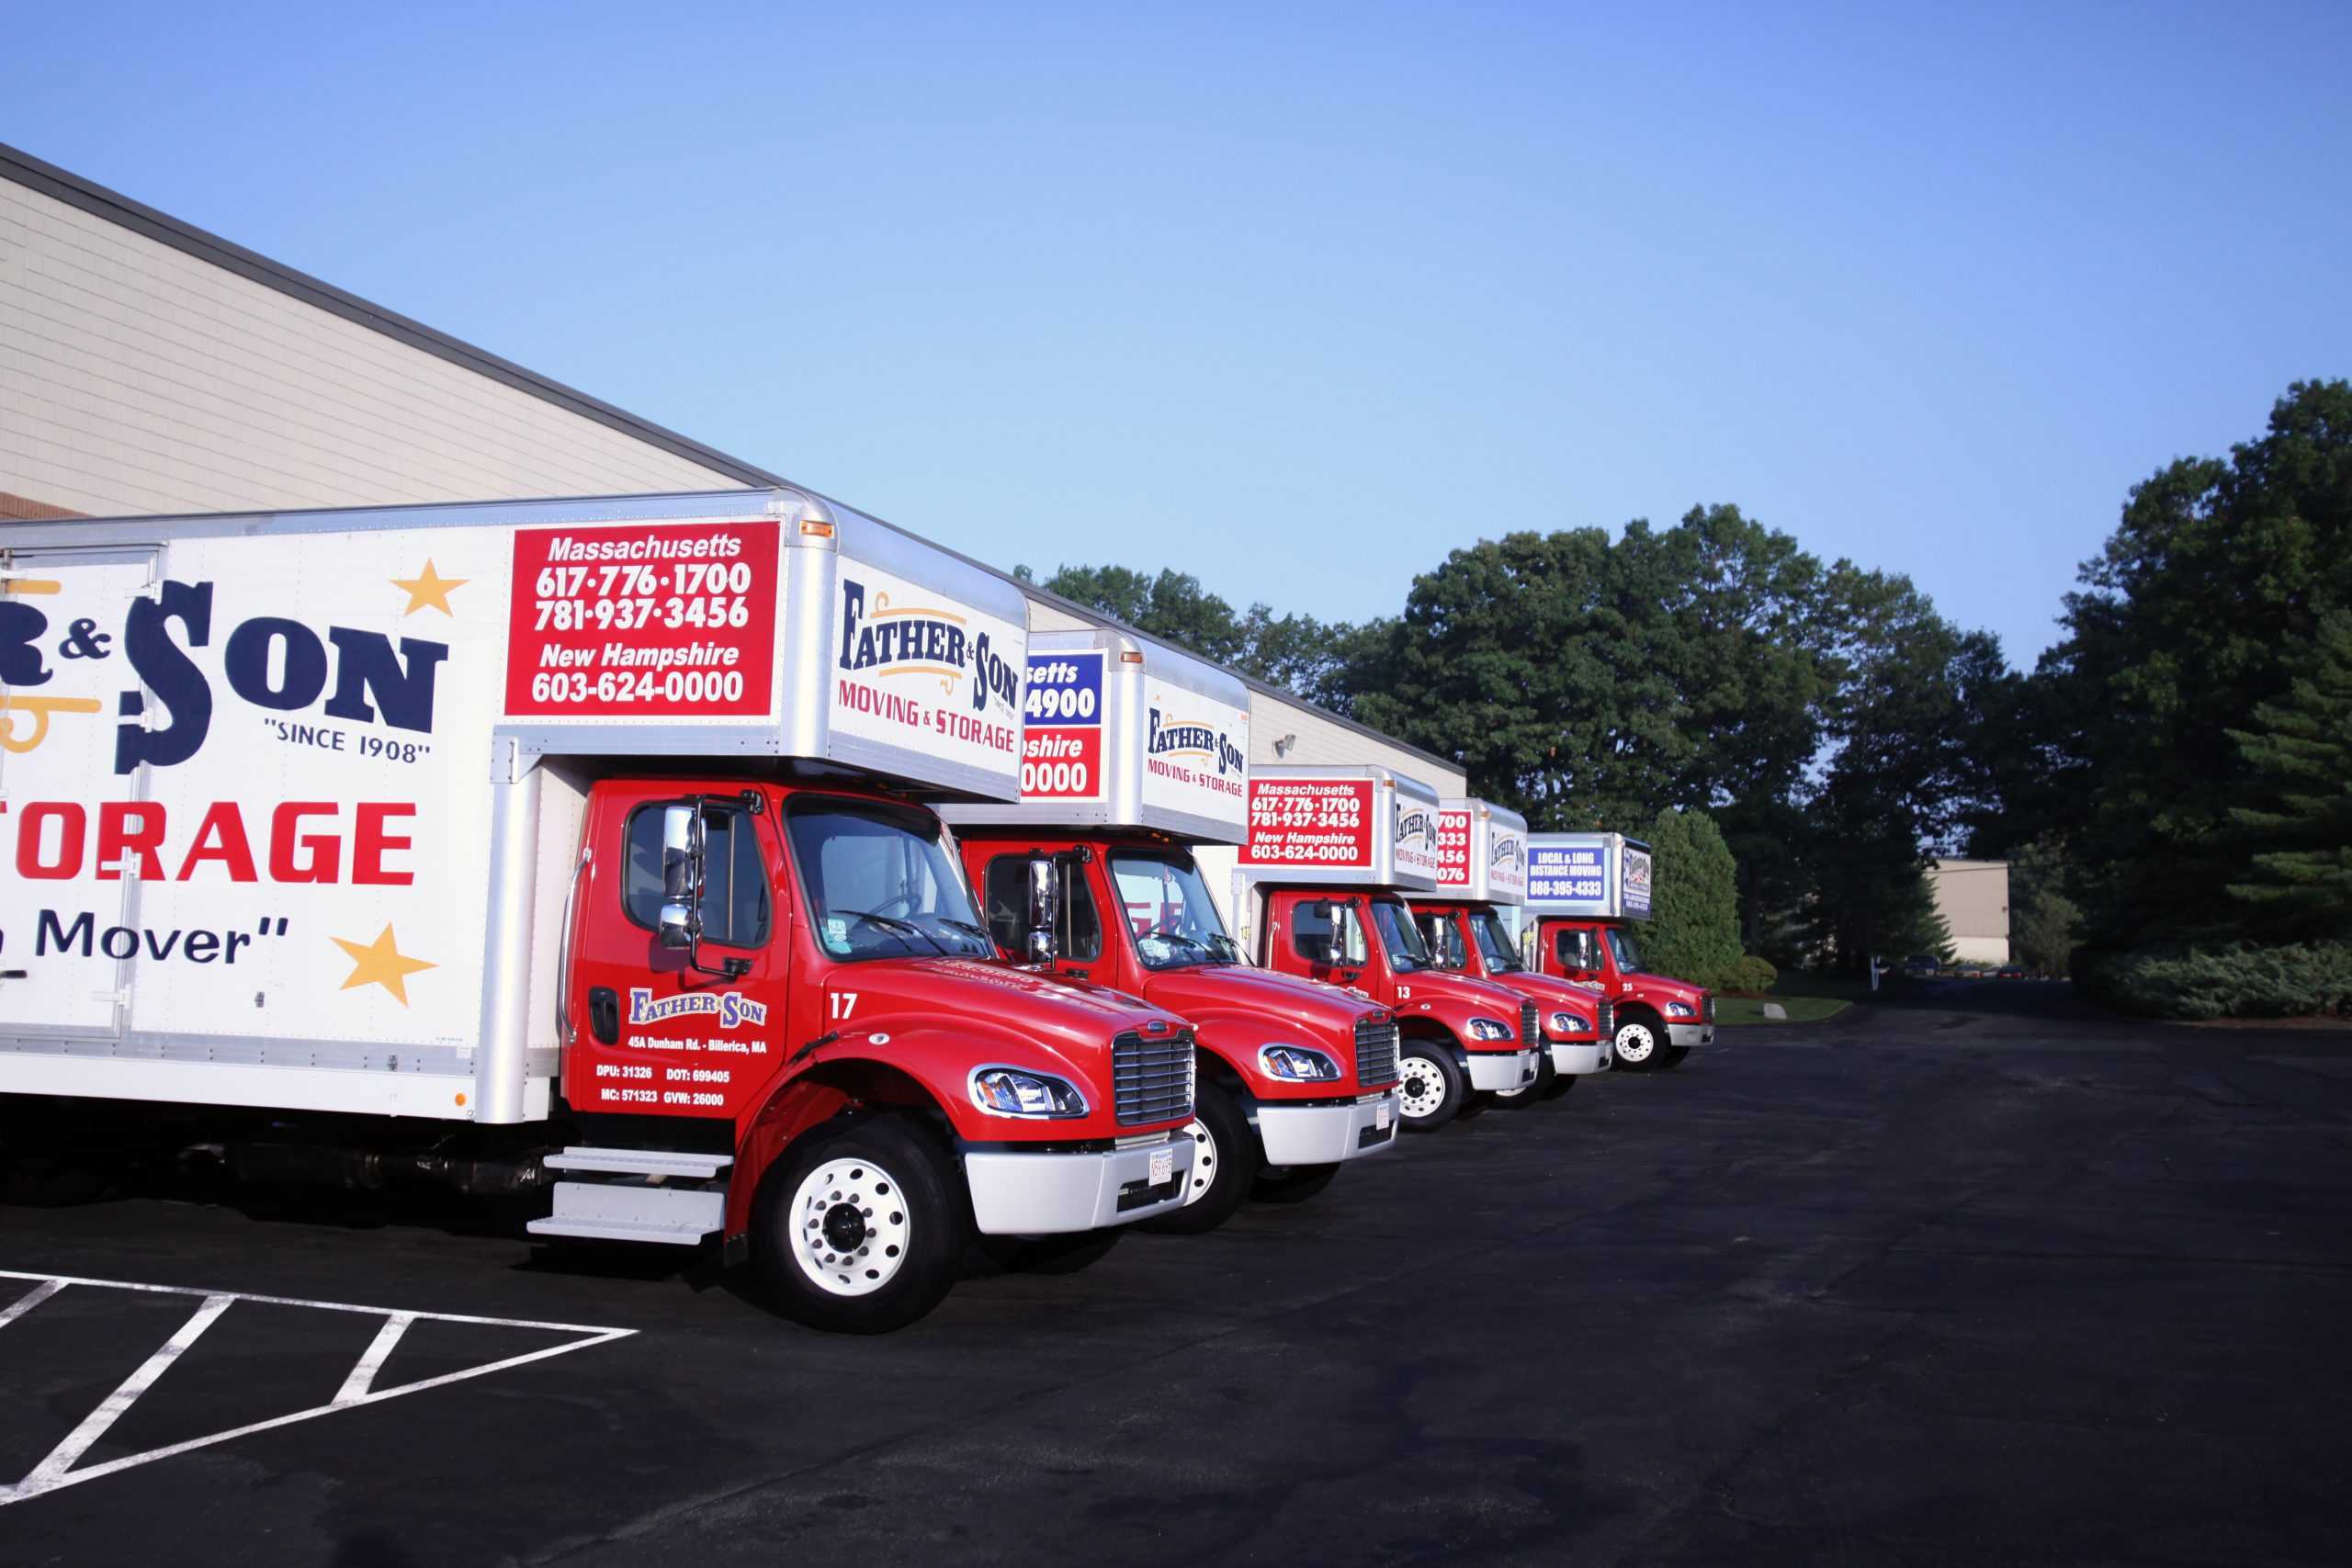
5 987 2348 1567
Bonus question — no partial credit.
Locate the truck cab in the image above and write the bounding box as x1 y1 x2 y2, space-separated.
1523 832 1715 1070
945 631 1400 1235
1235 767 1539 1131
1408 798 1611 1102
0 488 1196 1335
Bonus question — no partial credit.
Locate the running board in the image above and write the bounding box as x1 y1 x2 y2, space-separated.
528 1179 723 1246
542 1146 733 1180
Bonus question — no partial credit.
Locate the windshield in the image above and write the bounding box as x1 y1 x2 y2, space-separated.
1367 898 1431 973
785 798 995 963
1606 926 1643 974
1469 908 1524 972
1110 853 1241 970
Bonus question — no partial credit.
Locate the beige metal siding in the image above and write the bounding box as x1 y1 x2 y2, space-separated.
1251 694 1464 792
0 179 739 517
1928 859 2010 964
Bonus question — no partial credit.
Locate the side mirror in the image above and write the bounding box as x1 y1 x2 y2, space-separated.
1026 856 1058 964
661 805 703 901
657 899 695 950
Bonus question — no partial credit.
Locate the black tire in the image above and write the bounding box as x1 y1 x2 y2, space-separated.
1657 1045 1692 1070
1252 1163 1340 1205
1395 1041 1466 1132
1139 1080 1260 1235
1490 1051 1555 1110
1613 1016 1665 1070
974 1227 1124 1275
1540 1064 1579 1100
752 1112 965 1334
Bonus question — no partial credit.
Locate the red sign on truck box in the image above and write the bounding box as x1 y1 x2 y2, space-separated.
503 521 779 718
1243 779 1372 867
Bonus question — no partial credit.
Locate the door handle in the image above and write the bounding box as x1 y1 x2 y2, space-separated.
588 987 619 1045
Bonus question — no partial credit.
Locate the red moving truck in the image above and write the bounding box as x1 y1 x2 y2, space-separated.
1522 832 1715 1069
0 490 1197 1333
944 630 1401 1234
1408 798 1612 1101
1229 766 1539 1131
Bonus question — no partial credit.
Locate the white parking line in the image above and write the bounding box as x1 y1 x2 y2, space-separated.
0 1269 635 1506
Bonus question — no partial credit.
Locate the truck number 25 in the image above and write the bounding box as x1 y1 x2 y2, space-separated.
830 992 858 1021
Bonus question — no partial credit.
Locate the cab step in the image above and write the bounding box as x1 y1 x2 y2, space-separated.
542 1146 733 1180
526 1148 731 1247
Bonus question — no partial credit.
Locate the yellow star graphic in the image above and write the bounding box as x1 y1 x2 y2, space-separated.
391 558 469 615
332 924 437 1006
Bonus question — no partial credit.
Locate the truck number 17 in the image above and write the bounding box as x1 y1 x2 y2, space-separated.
830 992 858 1021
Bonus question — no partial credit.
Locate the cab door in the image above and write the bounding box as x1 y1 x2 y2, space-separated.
0 548 155 1039
976 848 1108 982
1277 894 1374 995
564 785 793 1122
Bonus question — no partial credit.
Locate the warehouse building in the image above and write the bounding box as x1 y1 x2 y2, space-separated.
1928 859 2012 965
0 141 1461 801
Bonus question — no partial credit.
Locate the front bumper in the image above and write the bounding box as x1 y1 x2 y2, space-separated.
1548 1040 1611 1076
1668 1022 1716 1047
963 1132 1193 1235
1464 1048 1539 1092
1254 1091 1402 1166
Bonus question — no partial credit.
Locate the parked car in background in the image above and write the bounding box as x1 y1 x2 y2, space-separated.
1902 955 1941 979
1996 964 2027 980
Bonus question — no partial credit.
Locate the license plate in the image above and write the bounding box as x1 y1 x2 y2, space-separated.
1149 1146 1174 1186
1375 1100 1393 1132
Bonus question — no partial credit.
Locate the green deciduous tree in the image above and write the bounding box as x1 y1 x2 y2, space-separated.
1029 563 1353 696
2035 379 2352 950
1641 808 1744 990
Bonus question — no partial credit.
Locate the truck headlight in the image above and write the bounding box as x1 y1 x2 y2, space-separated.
1466 1016 1514 1042
1258 1043 1341 1081
1665 1001 1695 1020
1546 1010 1589 1039
969 1066 1089 1119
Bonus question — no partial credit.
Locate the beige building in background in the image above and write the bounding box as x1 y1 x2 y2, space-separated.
1 141 1460 800
1928 859 2011 965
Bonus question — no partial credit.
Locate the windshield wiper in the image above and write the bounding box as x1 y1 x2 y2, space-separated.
842 910 950 956
933 916 998 952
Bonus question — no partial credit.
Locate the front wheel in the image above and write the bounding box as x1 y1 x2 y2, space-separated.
1614 1017 1663 1070
1490 1050 1555 1109
752 1112 964 1335
1139 1080 1259 1235
1396 1043 1466 1132
1540 1065 1579 1100
1657 1044 1692 1069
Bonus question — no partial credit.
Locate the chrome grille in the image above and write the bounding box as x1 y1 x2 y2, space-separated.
1353 1016 1398 1086
1598 998 1616 1039
1520 1001 1539 1048
1113 1027 1194 1126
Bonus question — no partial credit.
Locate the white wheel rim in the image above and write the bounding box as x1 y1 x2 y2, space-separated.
1396 1053 1450 1120
790 1156 913 1297
1179 1117 1217 1205
1615 1021 1655 1064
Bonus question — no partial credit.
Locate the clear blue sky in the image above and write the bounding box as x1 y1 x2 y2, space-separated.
11 1 2350 663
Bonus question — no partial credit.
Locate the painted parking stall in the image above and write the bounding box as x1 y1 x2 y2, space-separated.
0 1269 629 1506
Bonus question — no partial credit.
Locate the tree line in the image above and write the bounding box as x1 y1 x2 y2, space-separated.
1022 378 2351 1016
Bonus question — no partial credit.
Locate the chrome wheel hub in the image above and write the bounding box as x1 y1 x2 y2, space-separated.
1397 1054 1449 1120
791 1156 911 1297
